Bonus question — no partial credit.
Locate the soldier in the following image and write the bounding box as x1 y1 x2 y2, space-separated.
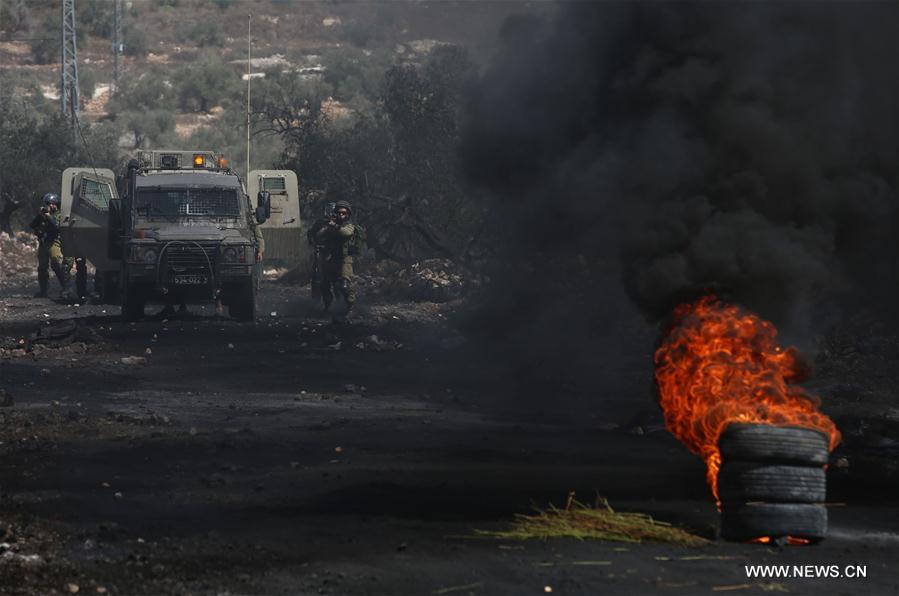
28 193 70 298
315 200 356 322
306 203 334 305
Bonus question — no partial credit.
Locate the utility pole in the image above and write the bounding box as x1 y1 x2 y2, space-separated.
60 0 79 134
112 0 123 90
246 12 251 179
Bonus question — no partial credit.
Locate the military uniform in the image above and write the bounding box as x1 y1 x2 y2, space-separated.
29 208 68 297
315 202 356 315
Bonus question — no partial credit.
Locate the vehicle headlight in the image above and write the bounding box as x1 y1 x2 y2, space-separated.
130 245 158 263
222 246 247 263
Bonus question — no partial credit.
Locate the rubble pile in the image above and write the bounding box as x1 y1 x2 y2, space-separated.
0 320 100 359
0 232 37 289
360 259 481 303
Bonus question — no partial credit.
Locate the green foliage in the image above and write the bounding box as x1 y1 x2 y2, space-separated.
322 48 389 102
108 70 175 113
79 66 99 102
119 109 176 148
188 20 225 47
124 24 150 57
30 14 59 65
78 0 115 38
30 11 91 65
107 70 177 146
0 78 123 231
172 53 241 112
2 0 33 33
257 45 482 262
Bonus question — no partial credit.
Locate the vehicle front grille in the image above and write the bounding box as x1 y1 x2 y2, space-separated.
163 243 217 272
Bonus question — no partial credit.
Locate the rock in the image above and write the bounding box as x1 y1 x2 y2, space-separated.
67 584 80 594
120 356 146 365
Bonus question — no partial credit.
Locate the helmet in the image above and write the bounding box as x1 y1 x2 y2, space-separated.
334 200 352 215
42 193 60 207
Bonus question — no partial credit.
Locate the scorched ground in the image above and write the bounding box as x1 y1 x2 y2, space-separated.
0 258 896 595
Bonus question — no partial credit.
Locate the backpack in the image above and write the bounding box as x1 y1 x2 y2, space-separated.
347 222 367 256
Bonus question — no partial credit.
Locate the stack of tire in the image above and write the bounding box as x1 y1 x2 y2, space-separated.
718 424 829 542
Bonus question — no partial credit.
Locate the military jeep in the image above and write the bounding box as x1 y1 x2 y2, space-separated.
61 150 301 321
108 150 267 321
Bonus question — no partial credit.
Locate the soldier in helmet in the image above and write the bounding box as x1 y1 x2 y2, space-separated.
28 193 70 298
315 200 356 322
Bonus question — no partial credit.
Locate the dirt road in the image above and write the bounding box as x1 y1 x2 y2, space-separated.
0 277 896 595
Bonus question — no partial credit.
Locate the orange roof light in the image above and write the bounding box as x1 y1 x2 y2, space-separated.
193 154 205 168
217 156 228 169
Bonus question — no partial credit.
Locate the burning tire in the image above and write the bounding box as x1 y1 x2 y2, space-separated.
718 423 831 542
719 424 829 465
720 503 827 541
718 463 826 503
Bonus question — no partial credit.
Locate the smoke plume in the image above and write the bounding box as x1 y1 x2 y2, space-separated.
463 2 897 332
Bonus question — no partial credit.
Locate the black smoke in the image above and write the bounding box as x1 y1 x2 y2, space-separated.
463 1 897 333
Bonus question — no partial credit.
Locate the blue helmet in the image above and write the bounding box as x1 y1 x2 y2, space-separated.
42 192 60 207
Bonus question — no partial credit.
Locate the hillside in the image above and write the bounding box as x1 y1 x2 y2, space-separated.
0 0 555 156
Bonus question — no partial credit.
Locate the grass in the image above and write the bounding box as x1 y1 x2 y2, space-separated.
478 494 710 547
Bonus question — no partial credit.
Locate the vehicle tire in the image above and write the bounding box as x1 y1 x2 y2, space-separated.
720 503 827 541
107 200 123 260
719 424 829 465
121 285 144 321
718 462 826 504
74 260 88 299
98 271 120 304
228 281 256 321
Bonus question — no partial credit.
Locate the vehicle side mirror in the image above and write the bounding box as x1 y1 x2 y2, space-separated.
256 191 271 223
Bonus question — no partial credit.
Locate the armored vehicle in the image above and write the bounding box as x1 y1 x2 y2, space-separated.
61 150 300 321
59 167 120 300
247 170 303 264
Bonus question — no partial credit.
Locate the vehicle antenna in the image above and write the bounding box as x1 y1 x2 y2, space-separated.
246 12 251 180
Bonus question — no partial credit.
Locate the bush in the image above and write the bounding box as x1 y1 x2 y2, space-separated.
124 25 150 57
107 70 175 113
3 0 33 33
172 53 241 112
79 66 98 101
78 0 115 38
188 20 225 48
30 15 59 65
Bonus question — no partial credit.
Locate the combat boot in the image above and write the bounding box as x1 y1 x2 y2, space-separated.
36 272 48 297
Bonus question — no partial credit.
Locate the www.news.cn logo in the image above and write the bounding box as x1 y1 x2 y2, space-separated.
745 565 867 579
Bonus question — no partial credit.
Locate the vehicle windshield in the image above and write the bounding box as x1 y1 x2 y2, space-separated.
135 187 241 219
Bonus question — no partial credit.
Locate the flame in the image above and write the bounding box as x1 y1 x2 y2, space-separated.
748 536 812 546
654 295 840 500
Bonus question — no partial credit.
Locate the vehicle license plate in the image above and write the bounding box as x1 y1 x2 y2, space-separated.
173 275 208 285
